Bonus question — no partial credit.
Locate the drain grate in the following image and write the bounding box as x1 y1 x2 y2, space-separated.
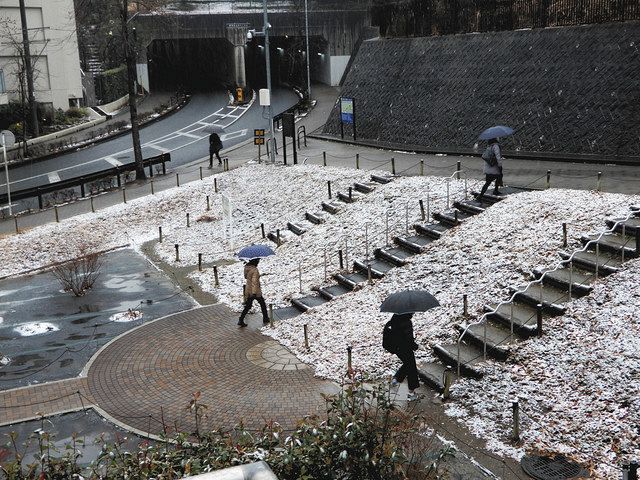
521 454 590 480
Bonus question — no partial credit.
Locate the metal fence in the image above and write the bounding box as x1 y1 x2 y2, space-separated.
373 0 640 37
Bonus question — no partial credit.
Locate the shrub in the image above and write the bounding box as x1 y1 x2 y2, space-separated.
51 248 103 297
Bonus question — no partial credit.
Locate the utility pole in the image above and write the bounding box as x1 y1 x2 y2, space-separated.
18 0 40 137
263 0 275 163
304 0 311 101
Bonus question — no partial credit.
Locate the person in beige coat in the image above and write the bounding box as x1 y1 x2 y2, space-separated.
238 258 269 327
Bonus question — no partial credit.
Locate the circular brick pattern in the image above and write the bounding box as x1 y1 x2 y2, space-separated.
246 340 308 371
86 306 337 436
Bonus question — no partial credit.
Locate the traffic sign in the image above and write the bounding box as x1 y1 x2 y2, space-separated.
0 130 15 147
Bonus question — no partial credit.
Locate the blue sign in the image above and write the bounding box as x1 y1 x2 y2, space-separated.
340 97 354 124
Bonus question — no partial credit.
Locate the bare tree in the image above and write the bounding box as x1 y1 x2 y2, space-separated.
52 248 104 297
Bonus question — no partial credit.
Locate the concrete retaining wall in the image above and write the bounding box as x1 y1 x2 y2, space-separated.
322 22 640 160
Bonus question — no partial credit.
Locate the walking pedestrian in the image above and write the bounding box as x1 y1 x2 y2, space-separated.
209 132 223 168
238 258 269 327
476 138 504 202
383 312 420 401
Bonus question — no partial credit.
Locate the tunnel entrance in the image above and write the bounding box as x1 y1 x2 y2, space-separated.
147 38 234 92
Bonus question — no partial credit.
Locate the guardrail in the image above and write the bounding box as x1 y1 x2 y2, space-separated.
1 153 170 211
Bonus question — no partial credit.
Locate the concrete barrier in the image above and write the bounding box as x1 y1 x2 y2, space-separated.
100 94 130 114
6 117 107 153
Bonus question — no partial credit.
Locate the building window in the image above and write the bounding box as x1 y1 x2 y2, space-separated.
0 70 5 93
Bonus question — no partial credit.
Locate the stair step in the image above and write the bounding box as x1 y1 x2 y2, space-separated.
605 217 640 235
337 190 362 203
371 174 394 184
395 234 433 253
414 222 450 239
375 246 414 266
417 361 456 393
272 306 302 321
334 271 369 290
433 343 484 379
485 302 540 337
287 222 307 236
533 267 594 296
558 250 620 275
317 283 351 300
291 294 329 312
321 201 342 214
510 283 568 315
305 211 326 224
454 199 485 215
455 323 511 360
433 209 473 227
353 182 376 194
581 234 637 258
353 258 395 278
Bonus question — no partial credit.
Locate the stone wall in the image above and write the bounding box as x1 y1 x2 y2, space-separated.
322 22 640 161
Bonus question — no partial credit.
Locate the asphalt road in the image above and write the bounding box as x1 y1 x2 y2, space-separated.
2 89 299 193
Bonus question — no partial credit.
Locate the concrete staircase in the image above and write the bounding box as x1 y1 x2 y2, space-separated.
420 204 640 393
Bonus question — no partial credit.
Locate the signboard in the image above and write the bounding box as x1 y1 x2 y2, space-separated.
254 128 265 146
0 130 15 148
254 137 265 145
282 113 295 137
340 97 354 125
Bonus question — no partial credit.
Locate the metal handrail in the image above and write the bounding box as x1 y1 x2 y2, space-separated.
296 125 307 149
456 208 640 375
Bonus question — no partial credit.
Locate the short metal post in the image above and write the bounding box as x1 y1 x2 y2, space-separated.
277 229 281 246
298 263 303 293
261 223 266 238
420 159 424 176
391 157 396 175
446 178 450 209
344 238 349 272
80 182 86 198
365 223 369 260
90 197 95 213
150 180 155 195
356 153 360 169
213 265 219 287
186 213 190 227
443 366 452 400
122 187 127 203
338 249 344 269
13 216 18 234
269 304 274 327
225 158 229 171
562 222 567 248
456 161 461 180
348 186 352 200
546 170 551 189
176 173 180 187
327 180 332 199
323 248 327 281
214 178 218 193
427 194 430 221
367 263 373 284
569 260 574 298
454 210 459 225
347 345 352 371
512 401 520 442
158 226 163 243
54 205 59 223
174 244 180 262
198 253 202 271
304 324 309 349
385 210 389 246
597 171 602 191
199 166 203 180
419 199 425 221
162 160 166 175
464 178 468 199
405 202 409 233
323 151 327 167
463 294 468 317
537 303 543 337
596 243 601 279
206 195 210 211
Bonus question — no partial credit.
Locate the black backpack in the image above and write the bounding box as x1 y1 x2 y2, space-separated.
482 146 498 167
382 320 398 353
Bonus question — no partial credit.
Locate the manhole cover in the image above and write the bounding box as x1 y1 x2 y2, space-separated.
521 455 590 480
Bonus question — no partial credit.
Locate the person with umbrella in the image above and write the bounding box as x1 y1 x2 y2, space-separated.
476 126 513 202
237 245 274 327
381 290 439 401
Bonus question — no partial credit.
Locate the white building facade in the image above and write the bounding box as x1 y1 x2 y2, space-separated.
0 0 83 111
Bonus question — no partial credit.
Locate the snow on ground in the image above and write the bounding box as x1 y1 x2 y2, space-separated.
2 164 639 477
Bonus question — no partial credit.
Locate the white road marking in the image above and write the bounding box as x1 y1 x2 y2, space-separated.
104 156 123 167
178 132 202 140
48 172 60 183
220 129 247 141
147 144 170 153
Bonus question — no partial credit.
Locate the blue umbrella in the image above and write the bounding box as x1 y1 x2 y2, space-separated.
479 125 514 140
237 244 275 261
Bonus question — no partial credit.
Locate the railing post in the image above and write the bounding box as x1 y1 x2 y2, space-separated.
213 265 219 287
54 205 60 223
463 294 468 317
158 226 163 242
420 159 424 176
537 303 543 337
327 180 332 199
512 400 520 442
198 253 202 271
261 223 266 238
419 199 425 221
186 213 190 228
277 229 281 247
206 195 210 211
122 187 127 203
323 248 327 281
174 244 180 262
456 161 461 180
562 222 567 248
597 171 602 191
344 238 349 272
349 186 353 201
347 345 352 371
569 260 574 298
356 153 360 170
385 210 389 246
443 366 452 400
299 262 303 293
214 178 218 193
446 178 450 209
80 181 86 198
427 193 430 221
13 216 18 234
391 157 396 175
116 167 122 188
199 166 203 180
150 180 155 195
176 173 180 187
90 197 95 213
338 249 344 269
546 170 551 189
323 151 327 167
304 324 309 349
365 223 369 260
269 304 274 328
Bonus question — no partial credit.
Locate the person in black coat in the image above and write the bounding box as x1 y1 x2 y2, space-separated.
209 132 223 168
389 313 420 401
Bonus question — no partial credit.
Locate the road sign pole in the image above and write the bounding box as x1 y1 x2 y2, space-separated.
2 132 12 216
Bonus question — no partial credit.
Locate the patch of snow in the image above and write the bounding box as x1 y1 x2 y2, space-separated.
109 309 143 323
14 322 59 336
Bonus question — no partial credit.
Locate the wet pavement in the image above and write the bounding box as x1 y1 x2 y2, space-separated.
0 248 196 390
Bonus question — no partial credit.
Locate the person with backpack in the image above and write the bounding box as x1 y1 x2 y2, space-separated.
209 132 223 168
382 312 420 401
476 138 504 202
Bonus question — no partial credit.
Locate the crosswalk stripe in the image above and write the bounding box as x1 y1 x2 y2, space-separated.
48 171 60 183
178 132 202 140
147 144 170 153
104 156 123 167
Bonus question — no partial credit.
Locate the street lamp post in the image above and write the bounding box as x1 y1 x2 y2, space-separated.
304 0 311 101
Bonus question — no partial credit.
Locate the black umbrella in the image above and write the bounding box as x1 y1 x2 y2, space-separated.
380 290 440 314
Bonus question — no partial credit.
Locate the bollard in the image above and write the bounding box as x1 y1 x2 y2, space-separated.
512 401 520 442
150 180 155 195
420 159 424 176
261 223 266 238
90 197 95 213
214 178 218 193
323 151 327 167
54 205 60 223
269 304 274 328
546 170 551 189
298 263 303 293
349 186 352 200
176 173 180 187
199 166 203 180
391 157 396 175
13 216 19 234
597 171 602 191
213 265 220 287
277 229 281 246
175 244 180 262
443 366 453 400
456 161 461 180
304 324 309 349
198 253 202 271
186 213 190 228
327 180 332 199
419 199 425 221
537 303 543 337
463 294 468 317
562 222 567 248
158 226 163 243
122 187 127 203
347 345 353 371
338 249 344 269
356 153 360 169
206 195 210 211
